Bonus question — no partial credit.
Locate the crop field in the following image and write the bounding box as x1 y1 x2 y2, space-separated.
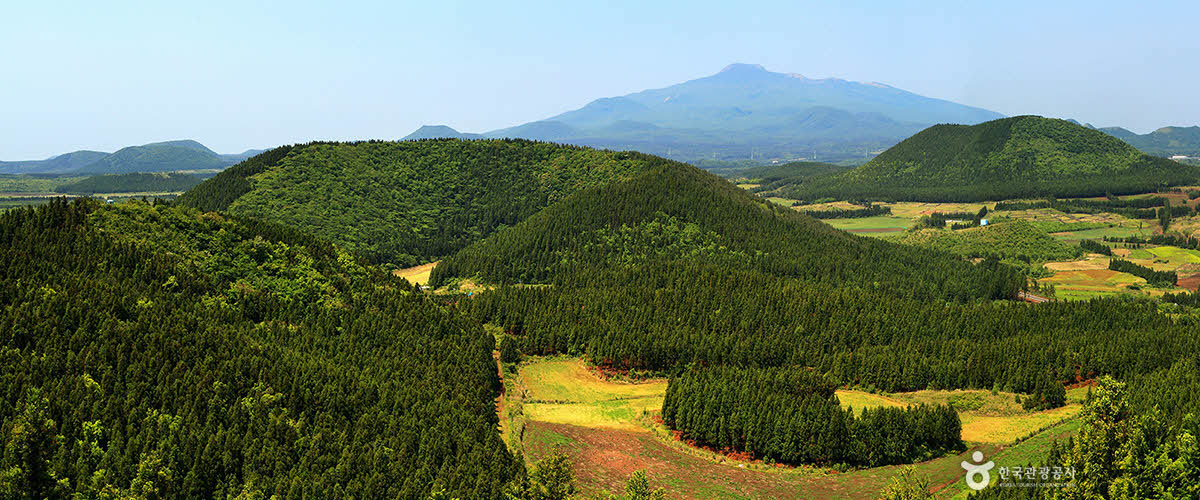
885 202 989 218
836 390 1081 444
510 358 1081 499
393 261 438 286
823 216 910 235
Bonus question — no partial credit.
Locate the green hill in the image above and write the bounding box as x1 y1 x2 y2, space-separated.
782 116 1200 202
899 220 1082 263
432 159 1023 301
77 141 228 174
54 172 203 194
0 151 109 174
177 139 655 266
0 199 517 497
1119 126 1200 157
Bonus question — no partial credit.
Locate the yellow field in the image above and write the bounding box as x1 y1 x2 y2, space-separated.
836 389 1081 444
519 359 667 430
1043 256 1110 271
393 261 437 286
835 390 906 414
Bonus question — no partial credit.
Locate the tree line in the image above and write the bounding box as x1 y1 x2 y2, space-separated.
661 366 964 467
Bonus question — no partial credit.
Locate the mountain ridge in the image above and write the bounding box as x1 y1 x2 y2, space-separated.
404 64 1005 163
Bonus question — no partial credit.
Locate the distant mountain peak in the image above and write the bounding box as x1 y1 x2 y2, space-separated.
720 63 768 73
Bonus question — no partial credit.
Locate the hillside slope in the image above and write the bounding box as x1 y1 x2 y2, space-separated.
432 159 1023 301
177 139 655 266
782 116 1200 201
0 199 516 497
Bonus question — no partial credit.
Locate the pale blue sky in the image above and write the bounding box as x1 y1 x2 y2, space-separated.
3 0 1197 158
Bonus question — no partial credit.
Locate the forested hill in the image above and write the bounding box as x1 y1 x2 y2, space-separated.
432 158 1023 302
780 116 1200 202
176 139 654 267
0 199 517 497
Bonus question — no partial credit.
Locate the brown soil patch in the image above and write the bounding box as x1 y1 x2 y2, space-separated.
524 421 995 499
1178 273 1200 291
1044 258 1109 271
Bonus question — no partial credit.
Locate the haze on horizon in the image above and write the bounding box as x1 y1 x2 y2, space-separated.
3 0 1197 159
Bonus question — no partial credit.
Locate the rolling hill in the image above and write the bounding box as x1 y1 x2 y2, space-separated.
780 116 1200 202
1111 126 1200 157
1070 120 1200 157
76 140 229 174
431 158 1023 301
0 150 109 174
176 139 658 266
1 141 264 175
404 63 1004 163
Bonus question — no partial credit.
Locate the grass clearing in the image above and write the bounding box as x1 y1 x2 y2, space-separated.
824 216 911 235
836 389 1081 444
392 261 437 286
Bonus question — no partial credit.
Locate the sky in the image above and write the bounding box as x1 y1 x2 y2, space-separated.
3 0 1198 159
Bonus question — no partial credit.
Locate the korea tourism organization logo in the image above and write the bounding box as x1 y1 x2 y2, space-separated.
962 451 1076 491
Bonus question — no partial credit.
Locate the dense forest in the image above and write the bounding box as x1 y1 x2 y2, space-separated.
0 199 519 498
438 162 1200 394
661 366 963 467
54 172 203 194
776 116 1200 202
177 139 655 267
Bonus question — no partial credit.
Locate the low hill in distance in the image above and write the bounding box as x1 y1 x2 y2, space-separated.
1 140 265 175
778 116 1200 202
176 139 657 266
0 150 109 174
1112 126 1200 157
77 140 228 174
404 63 1004 164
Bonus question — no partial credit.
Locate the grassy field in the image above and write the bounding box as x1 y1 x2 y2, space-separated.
837 389 1081 444
393 261 437 286
509 357 1082 499
823 215 911 235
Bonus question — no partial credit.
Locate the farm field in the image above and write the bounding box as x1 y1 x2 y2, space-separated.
750 185 1200 300
508 358 1081 499
393 261 438 286
823 215 910 235
836 389 1082 444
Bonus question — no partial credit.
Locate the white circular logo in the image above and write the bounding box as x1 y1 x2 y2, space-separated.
961 451 995 491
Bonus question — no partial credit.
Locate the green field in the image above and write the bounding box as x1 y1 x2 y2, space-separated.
823 215 911 234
